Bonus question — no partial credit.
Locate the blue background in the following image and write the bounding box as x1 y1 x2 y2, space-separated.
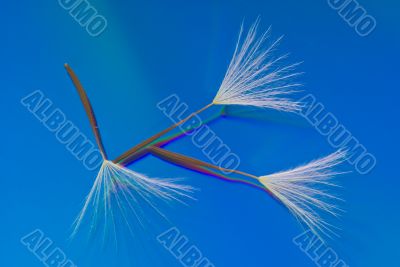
1 0 399 266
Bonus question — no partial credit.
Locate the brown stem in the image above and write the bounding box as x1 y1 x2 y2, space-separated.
144 147 268 192
118 110 223 166
147 146 259 180
113 103 214 163
64 64 108 159
63 65 267 192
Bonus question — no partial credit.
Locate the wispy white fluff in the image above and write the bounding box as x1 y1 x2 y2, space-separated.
259 150 347 238
72 160 193 237
213 19 302 112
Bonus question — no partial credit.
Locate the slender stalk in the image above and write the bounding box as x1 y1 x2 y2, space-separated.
118 110 223 166
147 146 259 180
113 102 214 163
63 65 268 193
147 146 279 201
143 148 267 192
64 64 108 160
153 110 223 148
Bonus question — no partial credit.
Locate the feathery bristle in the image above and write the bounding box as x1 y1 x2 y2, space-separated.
213 19 302 112
72 160 193 237
259 150 347 238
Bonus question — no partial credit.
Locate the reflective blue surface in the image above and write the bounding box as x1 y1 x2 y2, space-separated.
2 0 399 266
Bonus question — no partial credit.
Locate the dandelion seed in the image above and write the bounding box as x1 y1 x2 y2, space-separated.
213 19 302 112
116 19 303 162
64 17 349 245
259 150 348 238
64 64 194 238
72 160 194 237
147 146 348 239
